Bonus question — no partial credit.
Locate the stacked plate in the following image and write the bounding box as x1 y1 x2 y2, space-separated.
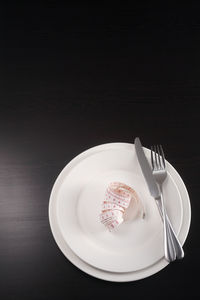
48 143 191 282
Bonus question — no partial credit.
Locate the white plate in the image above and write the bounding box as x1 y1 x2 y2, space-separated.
56 145 182 272
49 143 191 281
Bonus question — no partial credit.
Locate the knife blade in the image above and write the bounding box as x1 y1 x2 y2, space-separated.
134 137 160 199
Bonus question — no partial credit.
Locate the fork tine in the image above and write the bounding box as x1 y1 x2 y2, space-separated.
160 145 166 168
154 145 158 169
157 145 162 169
151 146 154 170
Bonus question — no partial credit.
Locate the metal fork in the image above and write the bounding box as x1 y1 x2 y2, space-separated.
151 145 184 262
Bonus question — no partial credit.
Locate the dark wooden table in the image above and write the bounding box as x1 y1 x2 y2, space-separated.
1 3 199 299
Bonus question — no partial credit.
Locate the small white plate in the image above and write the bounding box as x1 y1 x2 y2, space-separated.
49 143 191 281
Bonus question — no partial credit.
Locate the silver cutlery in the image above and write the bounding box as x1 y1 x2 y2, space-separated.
134 137 184 262
151 145 184 260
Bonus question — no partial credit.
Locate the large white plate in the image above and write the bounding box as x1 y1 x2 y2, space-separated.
49 143 191 281
56 144 182 272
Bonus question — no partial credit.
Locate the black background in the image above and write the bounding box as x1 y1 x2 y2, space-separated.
0 2 199 300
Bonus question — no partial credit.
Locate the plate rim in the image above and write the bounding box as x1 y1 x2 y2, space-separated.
49 142 191 282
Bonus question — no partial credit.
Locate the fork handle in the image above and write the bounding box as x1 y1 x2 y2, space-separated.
165 214 184 259
156 197 184 260
160 191 176 262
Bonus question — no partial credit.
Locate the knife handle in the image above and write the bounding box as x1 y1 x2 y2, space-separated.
156 198 184 260
160 192 176 262
165 214 184 259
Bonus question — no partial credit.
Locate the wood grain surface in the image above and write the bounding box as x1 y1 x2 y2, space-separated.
0 3 199 300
